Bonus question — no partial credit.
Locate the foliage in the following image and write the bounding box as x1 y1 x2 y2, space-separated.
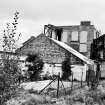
6 89 51 105
26 54 44 81
0 11 21 104
62 57 71 80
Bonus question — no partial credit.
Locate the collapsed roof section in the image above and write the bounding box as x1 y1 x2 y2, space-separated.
49 38 94 65
44 24 63 41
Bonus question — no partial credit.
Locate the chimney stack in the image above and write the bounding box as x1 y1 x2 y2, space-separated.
80 21 91 26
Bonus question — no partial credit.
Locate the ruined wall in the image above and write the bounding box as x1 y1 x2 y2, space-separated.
61 25 96 58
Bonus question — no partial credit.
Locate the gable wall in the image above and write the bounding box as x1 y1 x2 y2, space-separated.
17 35 70 64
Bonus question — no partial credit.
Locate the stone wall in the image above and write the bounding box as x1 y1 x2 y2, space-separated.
17 34 70 64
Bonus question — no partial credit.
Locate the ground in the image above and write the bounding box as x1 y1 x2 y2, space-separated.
6 80 105 105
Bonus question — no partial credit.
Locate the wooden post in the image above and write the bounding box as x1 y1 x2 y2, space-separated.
57 72 60 98
61 80 66 95
71 72 73 91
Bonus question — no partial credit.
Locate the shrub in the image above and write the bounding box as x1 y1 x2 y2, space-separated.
62 57 71 80
0 11 21 105
26 54 44 81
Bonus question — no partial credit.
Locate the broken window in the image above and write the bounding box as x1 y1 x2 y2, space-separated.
44 24 53 37
44 24 62 41
56 29 62 41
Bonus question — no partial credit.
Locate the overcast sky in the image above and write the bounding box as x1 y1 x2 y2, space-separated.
0 0 105 45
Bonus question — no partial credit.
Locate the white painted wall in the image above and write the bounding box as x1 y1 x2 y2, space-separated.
42 63 87 81
42 63 62 77
18 59 87 81
71 64 87 81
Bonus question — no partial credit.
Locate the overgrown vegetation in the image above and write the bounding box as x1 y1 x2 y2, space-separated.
0 11 21 105
26 54 44 81
6 83 105 105
62 57 71 80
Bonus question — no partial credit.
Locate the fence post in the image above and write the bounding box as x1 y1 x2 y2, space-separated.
57 72 60 98
71 72 73 91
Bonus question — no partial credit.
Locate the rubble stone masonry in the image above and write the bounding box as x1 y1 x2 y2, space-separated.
17 34 71 64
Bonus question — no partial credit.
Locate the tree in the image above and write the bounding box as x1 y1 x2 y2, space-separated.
62 57 72 80
26 54 44 81
0 11 21 104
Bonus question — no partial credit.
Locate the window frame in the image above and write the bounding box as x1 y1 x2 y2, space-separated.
80 31 88 43
71 31 79 41
79 44 87 52
61 31 68 42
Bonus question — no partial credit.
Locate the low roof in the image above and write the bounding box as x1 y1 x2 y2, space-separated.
50 38 94 65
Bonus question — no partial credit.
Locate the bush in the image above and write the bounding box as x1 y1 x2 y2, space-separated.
62 57 71 80
26 54 44 81
1 11 21 105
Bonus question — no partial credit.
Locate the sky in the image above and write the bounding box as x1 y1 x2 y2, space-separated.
0 0 105 46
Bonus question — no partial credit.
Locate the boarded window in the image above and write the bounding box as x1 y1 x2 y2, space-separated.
80 44 87 52
71 31 78 41
70 44 79 51
80 31 87 43
61 31 68 42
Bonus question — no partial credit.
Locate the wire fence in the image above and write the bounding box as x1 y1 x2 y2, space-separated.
39 73 87 98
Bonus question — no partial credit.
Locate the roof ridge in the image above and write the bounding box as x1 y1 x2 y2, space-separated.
23 36 35 45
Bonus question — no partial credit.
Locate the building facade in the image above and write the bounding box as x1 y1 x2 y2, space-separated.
44 21 99 58
16 34 93 80
16 34 76 64
91 34 105 77
16 34 72 77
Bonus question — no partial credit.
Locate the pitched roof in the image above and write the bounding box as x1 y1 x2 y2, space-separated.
15 36 36 53
49 38 94 65
23 36 36 46
16 33 94 65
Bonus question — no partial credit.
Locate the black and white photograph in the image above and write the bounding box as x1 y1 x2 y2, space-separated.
0 0 105 105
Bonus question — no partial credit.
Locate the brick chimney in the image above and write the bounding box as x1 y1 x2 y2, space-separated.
80 21 91 26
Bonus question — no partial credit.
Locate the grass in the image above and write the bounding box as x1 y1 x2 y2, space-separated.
6 87 52 105
6 80 105 105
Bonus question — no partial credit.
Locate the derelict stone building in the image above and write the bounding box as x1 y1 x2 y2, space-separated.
16 34 82 65
44 21 99 58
